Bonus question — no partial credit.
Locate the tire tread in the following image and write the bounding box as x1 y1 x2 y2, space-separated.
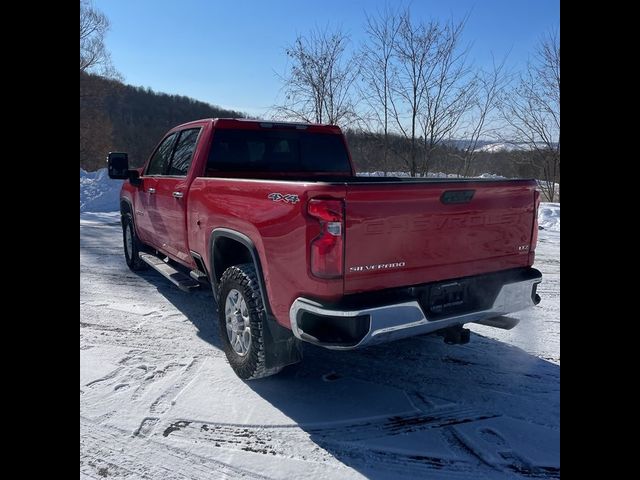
218 263 282 380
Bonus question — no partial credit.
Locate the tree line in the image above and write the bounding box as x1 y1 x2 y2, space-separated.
273 7 559 200
80 1 559 200
346 130 548 182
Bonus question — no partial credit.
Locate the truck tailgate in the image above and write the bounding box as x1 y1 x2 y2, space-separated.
343 180 537 294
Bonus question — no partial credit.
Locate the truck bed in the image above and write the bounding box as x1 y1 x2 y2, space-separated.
188 173 537 326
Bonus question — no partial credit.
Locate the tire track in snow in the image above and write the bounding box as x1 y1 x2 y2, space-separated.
149 356 202 416
156 406 500 464
444 428 559 479
81 417 269 480
159 416 498 479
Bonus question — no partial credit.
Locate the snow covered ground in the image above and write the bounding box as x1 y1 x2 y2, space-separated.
537 203 560 232
80 202 559 479
474 142 527 153
80 168 124 213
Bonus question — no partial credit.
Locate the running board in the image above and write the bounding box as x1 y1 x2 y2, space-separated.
138 252 200 292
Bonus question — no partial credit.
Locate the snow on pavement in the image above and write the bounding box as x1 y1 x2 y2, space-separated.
80 210 559 479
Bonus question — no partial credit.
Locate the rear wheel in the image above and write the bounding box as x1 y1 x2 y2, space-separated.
218 263 282 380
122 213 147 271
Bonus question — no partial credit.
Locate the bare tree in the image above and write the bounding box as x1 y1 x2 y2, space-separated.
417 17 475 176
387 11 439 176
274 27 358 126
452 55 509 177
80 0 119 168
386 11 476 177
500 29 560 200
358 7 401 175
80 0 118 78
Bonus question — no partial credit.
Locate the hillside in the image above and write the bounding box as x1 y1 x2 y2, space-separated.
80 73 244 170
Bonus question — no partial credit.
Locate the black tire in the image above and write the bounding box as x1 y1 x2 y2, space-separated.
218 263 282 380
122 213 147 271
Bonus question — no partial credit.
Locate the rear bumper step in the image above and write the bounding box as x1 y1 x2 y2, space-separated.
289 268 541 350
138 252 200 292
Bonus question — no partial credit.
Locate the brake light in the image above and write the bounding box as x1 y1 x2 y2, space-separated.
308 199 344 278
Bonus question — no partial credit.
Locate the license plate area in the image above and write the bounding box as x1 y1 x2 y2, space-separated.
424 281 468 317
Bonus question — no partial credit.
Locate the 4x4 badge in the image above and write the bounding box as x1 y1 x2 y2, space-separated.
268 193 300 204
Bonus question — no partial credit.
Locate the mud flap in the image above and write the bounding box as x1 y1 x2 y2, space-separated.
263 314 303 370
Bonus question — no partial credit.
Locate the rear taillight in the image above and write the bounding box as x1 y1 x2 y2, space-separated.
308 199 344 278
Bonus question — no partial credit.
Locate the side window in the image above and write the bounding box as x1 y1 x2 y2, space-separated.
168 128 201 176
146 133 177 176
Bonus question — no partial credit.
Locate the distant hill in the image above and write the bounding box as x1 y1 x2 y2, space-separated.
80 73 245 170
474 142 528 153
441 139 529 152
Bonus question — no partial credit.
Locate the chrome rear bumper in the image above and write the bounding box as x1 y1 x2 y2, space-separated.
289 270 541 350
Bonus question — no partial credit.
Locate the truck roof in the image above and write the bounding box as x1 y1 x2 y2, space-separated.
173 118 342 134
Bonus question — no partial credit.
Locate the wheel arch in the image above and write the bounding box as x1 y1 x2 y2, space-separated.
210 228 303 370
209 229 270 313
120 197 145 241
120 198 133 216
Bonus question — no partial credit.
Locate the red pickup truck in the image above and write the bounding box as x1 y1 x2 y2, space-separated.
108 118 542 380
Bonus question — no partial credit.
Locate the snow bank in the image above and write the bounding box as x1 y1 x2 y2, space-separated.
80 168 123 213
538 202 560 232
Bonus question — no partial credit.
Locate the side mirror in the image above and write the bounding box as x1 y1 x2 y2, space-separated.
107 152 129 179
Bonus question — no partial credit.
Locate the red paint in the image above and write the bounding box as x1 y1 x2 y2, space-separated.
121 118 539 329
343 182 536 294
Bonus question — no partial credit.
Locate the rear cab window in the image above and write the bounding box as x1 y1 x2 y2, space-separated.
206 129 351 175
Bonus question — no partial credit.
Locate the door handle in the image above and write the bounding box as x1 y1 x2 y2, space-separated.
172 191 184 198
148 188 156 194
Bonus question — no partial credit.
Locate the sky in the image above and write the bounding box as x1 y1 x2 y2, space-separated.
94 0 559 118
